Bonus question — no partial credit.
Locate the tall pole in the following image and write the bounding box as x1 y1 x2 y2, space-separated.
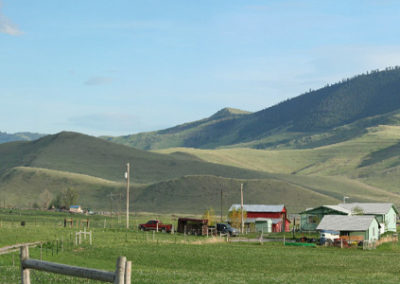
240 183 244 234
220 186 223 222
126 163 130 229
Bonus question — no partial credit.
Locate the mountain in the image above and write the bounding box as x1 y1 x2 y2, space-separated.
0 131 354 212
108 67 400 150
104 107 251 150
0 131 271 184
0 131 45 144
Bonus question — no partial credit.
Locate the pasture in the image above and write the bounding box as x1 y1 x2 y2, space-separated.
0 210 400 283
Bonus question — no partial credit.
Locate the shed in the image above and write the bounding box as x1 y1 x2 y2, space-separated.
177 218 208 236
300 205 351 231
337 203 398 233
316 215 380 242
229 204 290 232
255 218 272 233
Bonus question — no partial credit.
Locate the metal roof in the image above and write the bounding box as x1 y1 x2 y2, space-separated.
301 205 351 215
316 215 378 231
337 203 398 215
229 204 285 212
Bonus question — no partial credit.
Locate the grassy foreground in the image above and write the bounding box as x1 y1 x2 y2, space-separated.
0 210 400 283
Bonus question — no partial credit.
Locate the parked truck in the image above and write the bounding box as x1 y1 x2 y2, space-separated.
138 220 173 232
216 223 239 236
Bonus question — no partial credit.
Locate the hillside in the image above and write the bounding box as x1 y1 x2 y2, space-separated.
0 131 45 144
156 124 400 202
0 131 272 185
109 67 400 150
104 107 251 150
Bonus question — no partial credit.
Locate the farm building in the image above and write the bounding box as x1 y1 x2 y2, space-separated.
69 205 83 214
300 205 351 231
228 204 290 232
316 215 380 242
300 203 398 233
177 218 208 236
337 203 398 233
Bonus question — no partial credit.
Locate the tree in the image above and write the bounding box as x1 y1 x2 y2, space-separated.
62 188 79 208
50 188 79 209
203 208 216 226
228 208 247 229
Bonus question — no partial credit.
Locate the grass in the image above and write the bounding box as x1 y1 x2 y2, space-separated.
155 124 400 206
1 211 400 283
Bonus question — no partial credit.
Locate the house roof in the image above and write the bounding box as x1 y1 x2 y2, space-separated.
316 215 379 231
70 205 81 208
337 203 398 215
229 204 285 212
301 205 351 215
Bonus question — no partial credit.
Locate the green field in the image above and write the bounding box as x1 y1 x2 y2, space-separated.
0 211 400 283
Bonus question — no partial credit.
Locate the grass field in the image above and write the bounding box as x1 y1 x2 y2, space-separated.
0 210 400 283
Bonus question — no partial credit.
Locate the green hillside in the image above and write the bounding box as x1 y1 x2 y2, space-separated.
156 124 400 203
104 107 251 150
108 67 400 150
0 167 339 213
0 131 273 184
0 167 127 209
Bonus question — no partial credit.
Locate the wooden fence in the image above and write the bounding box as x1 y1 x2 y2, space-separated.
20 246 131 284
0 242 42 256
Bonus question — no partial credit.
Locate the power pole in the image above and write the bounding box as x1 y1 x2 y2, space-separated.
240 183 244 234
220 186 223 222
125 163 130 229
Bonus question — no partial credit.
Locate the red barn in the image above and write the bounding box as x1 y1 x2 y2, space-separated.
229 204 290 232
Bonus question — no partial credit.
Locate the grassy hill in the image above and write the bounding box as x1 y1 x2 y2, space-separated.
104 107 251 150
109 67 400 150
156 123 400 205
0 131 273 184
0 167 340 213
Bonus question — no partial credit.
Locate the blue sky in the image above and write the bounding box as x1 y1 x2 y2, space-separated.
1 0 400 136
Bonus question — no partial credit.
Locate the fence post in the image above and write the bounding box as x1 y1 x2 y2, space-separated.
114 256 126 284
20 246 31 284
125 260 132 284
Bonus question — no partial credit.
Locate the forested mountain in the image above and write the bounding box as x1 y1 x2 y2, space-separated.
109 67 400 150
0 131 45 144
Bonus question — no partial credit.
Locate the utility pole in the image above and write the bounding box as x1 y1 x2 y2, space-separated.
220 186 223 222
125 163 130 229
240 183 244 234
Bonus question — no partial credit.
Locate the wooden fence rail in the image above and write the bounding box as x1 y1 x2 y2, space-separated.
20 246 131 284
0 242 41 256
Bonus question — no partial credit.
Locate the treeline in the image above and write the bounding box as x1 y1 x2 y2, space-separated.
253 66 400 133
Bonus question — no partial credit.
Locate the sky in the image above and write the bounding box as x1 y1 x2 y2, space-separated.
1 0 400 136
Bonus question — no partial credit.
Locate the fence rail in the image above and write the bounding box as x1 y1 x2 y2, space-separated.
20 246 131 284
0 242 41 256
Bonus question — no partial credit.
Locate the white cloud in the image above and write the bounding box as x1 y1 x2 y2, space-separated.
0 1 22 36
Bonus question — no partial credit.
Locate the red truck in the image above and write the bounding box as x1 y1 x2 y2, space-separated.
138 220 173 232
